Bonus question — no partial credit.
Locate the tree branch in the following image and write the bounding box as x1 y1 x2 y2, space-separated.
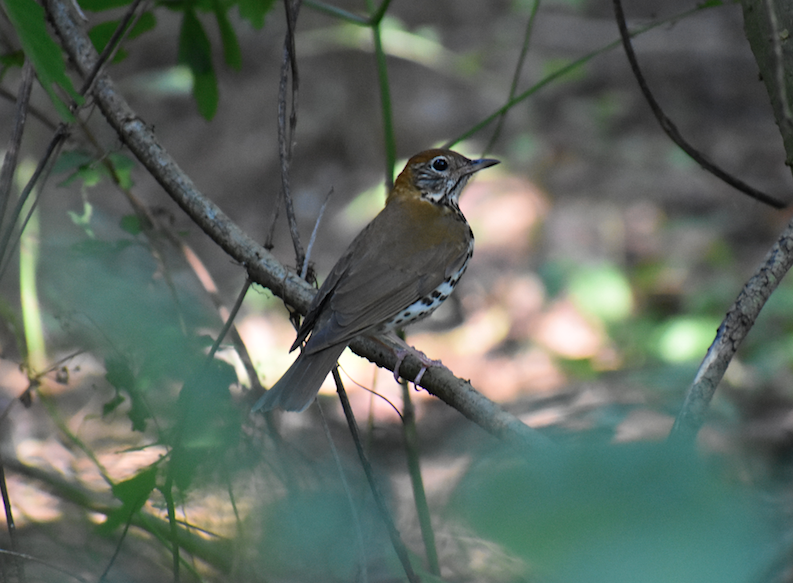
670 217 793 442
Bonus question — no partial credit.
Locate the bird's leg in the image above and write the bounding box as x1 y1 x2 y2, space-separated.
382 332 445 385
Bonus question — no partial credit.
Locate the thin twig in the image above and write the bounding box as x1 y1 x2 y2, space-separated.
669 219 793 442
484 0 540 155
401 382 440 575
0 86 59 132
332 368 419 583
446 3 744 149
0 458 25 583
207 280 251 360
301 187 333 280
213 0 305 392
163 473 180 582
79 0 148 96
0 549 87 583
0 126 67 280
277 0 305 272
0 59 34 235
612 0 786 209
762 0 793 132
368 0 392 26
98 507 135 582
303 0 369 25
366 0 396 190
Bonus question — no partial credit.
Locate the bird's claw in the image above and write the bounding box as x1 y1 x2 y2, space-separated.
393 347 443 385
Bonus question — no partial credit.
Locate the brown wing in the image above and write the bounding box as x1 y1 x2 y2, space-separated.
300 197 470 354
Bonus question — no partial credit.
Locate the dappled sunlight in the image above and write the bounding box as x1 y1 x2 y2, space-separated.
532 298 606 360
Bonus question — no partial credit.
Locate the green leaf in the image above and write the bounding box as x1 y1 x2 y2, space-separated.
104 355 150 432
120 214 143 235
105 355 135 392
53 150 93 175
191 65 219 120
0 50 25 68
169 360 239 491
568 263 634 323
68 200 95 238
213 0 242 70
178 8 218 120
99 466 157 534
237 0 276 29
79 0 135 11
3 0 83 121
55 150 100 187
108 152 136 189
88 12 157 64
102 391 125 416
55 150 135 189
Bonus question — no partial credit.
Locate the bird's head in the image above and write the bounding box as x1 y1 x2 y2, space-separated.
389 149 500 209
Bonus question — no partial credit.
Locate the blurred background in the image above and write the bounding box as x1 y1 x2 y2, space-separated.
0 0 791 580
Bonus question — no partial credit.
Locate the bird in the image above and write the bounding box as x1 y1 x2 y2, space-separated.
253 148 500 413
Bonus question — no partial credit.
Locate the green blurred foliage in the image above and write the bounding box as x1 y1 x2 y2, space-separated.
3 0 83 120
88 12 157 64
100 466 157 534
75 0 276 118
259 489 382 580
452 442 778 583
568 263 633 323
178 7 219 119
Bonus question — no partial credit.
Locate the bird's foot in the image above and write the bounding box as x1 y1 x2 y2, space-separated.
393 346 444 385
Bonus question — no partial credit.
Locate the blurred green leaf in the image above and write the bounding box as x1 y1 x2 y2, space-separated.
56 150 135 189
55 151 103 187
654 316 719 363
102 391 125 416
105 354 151 431
237 0 277 29
0 50 24 68
88 12 157 64
213 0 242 70
120 215 143 235
178 8 218 120
542 57 587 83
100 466 157 534
68 200 95 238
260 490 368 579
3 0 83 121
79 0 135 10
537 260 570 299
71 239 135 259
169 360 239 491
569 263 634 323
452 442 776 583
53 150 93 175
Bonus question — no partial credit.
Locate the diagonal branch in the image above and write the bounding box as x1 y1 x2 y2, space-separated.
613 0 787 209
277 0 305 271
669 217 793 442
44 0 549 450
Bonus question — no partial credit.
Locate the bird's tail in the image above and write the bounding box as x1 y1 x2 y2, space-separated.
252 344 347 413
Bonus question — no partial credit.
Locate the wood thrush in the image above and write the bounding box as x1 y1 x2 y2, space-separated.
253 149 499 412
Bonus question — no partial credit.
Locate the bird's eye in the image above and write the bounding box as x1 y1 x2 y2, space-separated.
432 157 449 172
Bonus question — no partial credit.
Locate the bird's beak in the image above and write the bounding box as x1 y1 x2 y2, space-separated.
467 158 500 174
